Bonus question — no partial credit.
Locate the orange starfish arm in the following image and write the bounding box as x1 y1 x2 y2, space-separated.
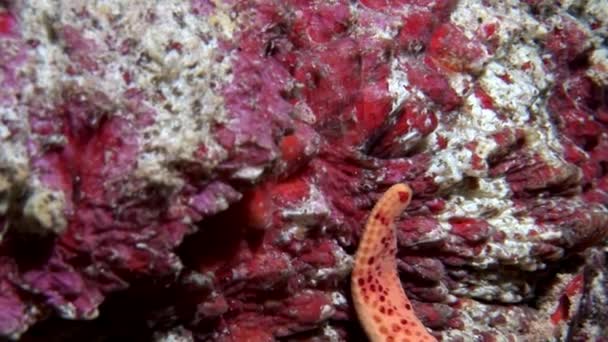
352 183 437 342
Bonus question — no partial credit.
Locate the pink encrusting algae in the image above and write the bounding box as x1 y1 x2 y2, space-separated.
352 184 437 342
0 0 607 341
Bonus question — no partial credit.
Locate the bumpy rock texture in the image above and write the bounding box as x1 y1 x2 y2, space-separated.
1 0 607 341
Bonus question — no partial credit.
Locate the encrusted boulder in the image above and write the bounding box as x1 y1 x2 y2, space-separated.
1 0 607 340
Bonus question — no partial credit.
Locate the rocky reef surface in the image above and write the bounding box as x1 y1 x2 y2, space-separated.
1 0 607 341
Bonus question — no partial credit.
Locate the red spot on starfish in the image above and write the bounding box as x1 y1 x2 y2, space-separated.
398 191 410 203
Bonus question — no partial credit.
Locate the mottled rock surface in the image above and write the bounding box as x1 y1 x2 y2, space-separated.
1 0 607 341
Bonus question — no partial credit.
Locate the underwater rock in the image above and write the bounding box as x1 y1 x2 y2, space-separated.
0 0 607 340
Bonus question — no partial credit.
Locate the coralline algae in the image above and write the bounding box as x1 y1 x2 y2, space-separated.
0 0 607 341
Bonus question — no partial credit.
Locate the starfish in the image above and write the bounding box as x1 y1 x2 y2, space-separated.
351 183 437 342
